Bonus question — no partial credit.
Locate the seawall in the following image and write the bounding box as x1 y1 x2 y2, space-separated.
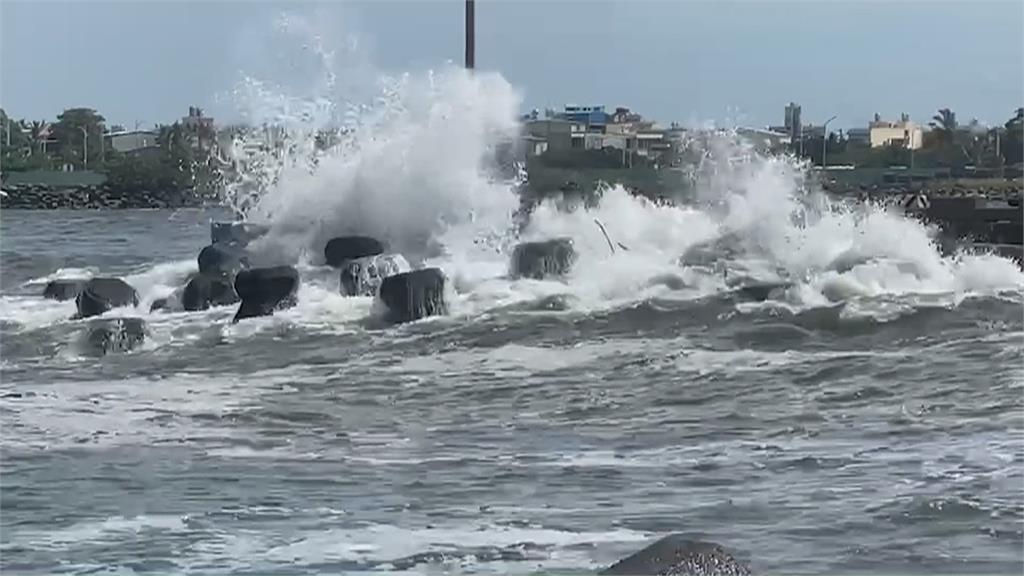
0 184 207 210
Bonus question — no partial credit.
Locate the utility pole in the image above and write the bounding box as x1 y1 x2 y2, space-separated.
80 126 88 170
822 115 837 170
465 0 475 69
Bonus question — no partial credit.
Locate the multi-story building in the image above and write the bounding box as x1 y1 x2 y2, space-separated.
868 113 923 149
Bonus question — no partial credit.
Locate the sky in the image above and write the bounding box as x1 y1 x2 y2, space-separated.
1 0 1022 131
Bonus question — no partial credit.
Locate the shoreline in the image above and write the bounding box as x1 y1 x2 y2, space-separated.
0 183 213 210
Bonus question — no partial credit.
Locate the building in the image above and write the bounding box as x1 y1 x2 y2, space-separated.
868 113 923 149
784 102 802 141
106 130 159 153
523 118 579 153
523 104 678 166
737 127 791 152
558 105 608 129
847 128 870 146
182 106 214 131
182 106 216 153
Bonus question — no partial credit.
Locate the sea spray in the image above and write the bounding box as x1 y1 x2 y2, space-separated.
209 14 1022 322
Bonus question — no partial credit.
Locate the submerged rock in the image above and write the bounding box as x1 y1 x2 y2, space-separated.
232 265 299 322
602 535 752 576
679 234 745 268
510 237 577 280
43 278 88 301
75 278 139 319
733 281 791 302
182 273 240 311
149 297 171 312
85 317 147 355
324 236 385 268
339 253 410 296
378 268 447 323
210 221 269 247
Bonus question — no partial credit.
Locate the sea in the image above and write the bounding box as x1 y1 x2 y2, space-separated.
1 62 1023 575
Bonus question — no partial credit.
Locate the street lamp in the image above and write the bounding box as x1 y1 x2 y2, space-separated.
80 126 88 170
822 115 837 170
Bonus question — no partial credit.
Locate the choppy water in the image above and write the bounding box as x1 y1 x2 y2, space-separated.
1 206 1022 575
3 23 1024 572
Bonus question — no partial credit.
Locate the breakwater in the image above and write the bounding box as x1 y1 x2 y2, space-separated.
845 186 1022 261
0 184 207 209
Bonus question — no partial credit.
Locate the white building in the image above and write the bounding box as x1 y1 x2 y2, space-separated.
868 114 923 149
106 130 159 153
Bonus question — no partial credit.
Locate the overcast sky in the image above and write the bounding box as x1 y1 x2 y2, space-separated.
2 0 1022 130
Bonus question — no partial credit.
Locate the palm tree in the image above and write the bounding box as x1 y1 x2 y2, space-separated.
929 108 957 144
28 120 46 156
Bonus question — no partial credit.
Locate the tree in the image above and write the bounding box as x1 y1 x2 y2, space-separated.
52 108 106 168
0 108 30 154
26 120 48 156
929 108 957 145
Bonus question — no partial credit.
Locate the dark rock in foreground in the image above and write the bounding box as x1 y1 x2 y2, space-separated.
340 253 409 296
197 243 249 278
43 278 88 301
324 236 385 268
232 265 299 322
210 221 270 247
378 268 448 323
182 273 240 311
602 536 751 576
75 278 139 319
85 317 147 355
510 237 577 279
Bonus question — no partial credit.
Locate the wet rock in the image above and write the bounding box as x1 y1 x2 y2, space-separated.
733 281 791 302
679 234 745 268
602 535 751 576
378 268 448 323
339 253 410 296
85 318 147 355
232 265 299 322
149 297 171 312
182 273 240 311
197 243 249 278
647 272 688 291
324 236 385 268
210 221 269 247
510 237 577 279
390 545 533 570
75 278 139 319
43 278 88 301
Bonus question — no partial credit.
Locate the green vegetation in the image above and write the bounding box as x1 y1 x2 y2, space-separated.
795 107 1023 175
1 106 222 197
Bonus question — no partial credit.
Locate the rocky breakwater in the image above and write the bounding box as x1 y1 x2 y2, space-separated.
0 184 205 209
826 180 1023 264
896 189 1022 264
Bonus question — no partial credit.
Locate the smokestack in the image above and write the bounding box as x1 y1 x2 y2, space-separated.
465 0 475 69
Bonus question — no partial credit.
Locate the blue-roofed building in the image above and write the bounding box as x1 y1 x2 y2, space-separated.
562 105 608 127
550 105 609 130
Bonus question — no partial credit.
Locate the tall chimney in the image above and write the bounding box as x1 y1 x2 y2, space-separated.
465 0 475 69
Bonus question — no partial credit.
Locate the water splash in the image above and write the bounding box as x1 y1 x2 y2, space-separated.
204 13 1024 320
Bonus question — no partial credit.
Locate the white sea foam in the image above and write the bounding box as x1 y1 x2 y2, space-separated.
2 13 1021 338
